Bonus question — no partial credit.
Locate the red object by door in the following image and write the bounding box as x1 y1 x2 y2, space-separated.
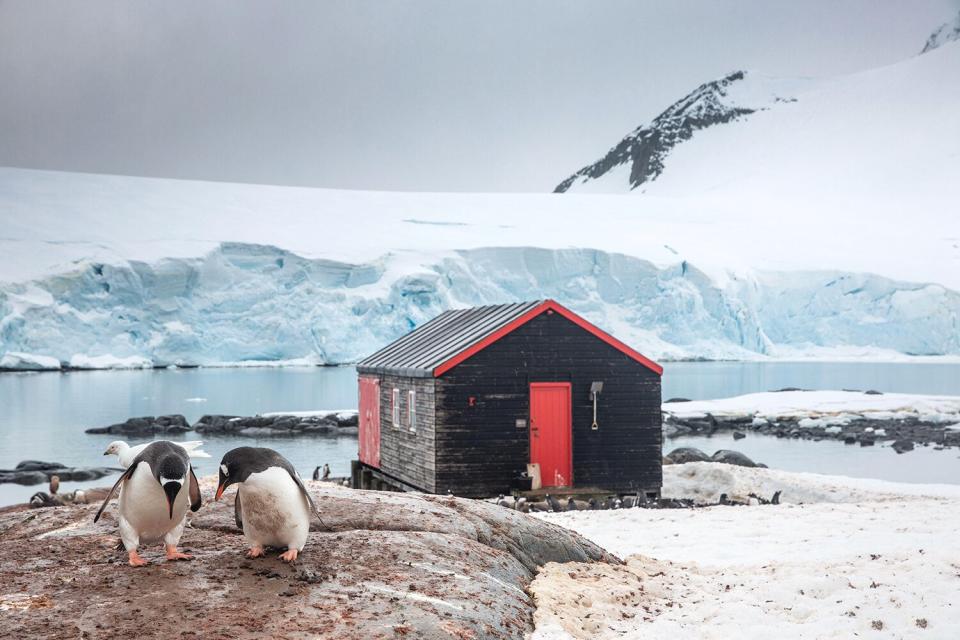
530 382 572 488
358 376 381 467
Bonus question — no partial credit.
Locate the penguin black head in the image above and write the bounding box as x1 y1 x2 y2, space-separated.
155 453 187 519
216 446 285 501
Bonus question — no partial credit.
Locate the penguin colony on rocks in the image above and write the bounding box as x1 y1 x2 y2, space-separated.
94 442 326 567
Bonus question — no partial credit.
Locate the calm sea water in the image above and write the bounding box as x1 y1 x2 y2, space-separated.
1 361 958 505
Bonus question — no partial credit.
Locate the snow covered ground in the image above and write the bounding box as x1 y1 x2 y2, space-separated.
531 464 960 639
664 390 960 426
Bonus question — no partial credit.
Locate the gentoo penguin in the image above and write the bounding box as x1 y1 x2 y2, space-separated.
566 497 578 511
545 494 562 513
321 463 330 480
94 441 201 567
312 466 321 481
215 447 326 563
104 440 209 468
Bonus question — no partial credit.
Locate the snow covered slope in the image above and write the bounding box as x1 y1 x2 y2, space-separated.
1 21 958 368
556 23 960 198
555 71 804 193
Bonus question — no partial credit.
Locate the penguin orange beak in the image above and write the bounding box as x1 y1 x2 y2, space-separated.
215 481 226 501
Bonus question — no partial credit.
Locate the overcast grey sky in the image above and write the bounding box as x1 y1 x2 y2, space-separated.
0 0 955 192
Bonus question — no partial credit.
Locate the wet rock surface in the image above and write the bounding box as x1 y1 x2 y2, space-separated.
85 415 191 435
0 461 119 485
663 412 960 451
194 412 359 437
0 480 613 639
664 448 763 468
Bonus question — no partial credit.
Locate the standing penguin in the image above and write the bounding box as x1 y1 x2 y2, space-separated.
215 447 326 563
94 441 201 567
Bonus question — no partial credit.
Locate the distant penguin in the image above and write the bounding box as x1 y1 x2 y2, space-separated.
496 494 512 509
215 447 326 563
613 498 622 510
516 497 528 513
566 497 578 511
94 441 201 567
312 466 321 481
588 498 598 510
321 464 330 480
771 490 782 505
546 494 562 513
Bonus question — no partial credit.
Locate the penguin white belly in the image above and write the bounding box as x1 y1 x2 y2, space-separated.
239 467 310 551
119 463 190 544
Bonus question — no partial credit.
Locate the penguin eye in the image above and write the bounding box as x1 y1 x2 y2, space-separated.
220 464 229 476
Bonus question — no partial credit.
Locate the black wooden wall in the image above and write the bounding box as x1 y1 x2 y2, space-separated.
377 373 437 493
434 311 661 497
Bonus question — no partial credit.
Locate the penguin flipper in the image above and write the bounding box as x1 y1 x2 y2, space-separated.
234 491 243 531
94 462 138 523
286 470 329 531
188 465 202 512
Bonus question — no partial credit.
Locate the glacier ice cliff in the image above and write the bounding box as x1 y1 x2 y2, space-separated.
1 243 958 369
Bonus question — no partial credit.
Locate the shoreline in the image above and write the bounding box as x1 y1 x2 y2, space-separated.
5 355 960 375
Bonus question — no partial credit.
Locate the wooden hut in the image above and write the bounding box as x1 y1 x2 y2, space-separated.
354 299 663 498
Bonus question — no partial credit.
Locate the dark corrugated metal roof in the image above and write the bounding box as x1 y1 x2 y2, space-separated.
357 300 544 377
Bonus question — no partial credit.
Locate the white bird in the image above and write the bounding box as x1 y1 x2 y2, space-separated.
104 440 210 468
94 441 202 566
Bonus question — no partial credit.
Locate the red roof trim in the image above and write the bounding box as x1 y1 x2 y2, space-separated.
432 300 663 377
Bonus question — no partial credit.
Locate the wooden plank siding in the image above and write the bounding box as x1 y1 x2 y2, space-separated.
434 311 661 497
376 373 437 493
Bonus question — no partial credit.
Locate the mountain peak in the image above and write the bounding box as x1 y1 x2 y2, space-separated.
554 70 797 194
921 11 960 54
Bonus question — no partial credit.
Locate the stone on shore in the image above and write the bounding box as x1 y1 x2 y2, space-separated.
0 479 613 639
85 415 191 435
663 447 711 464
710 449 759 467
194 411 359 437
0 461 118 485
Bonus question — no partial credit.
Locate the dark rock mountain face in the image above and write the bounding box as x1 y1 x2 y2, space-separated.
921 11 960 54
555 71 760 193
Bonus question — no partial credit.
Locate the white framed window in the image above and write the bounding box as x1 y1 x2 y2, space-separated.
392 388 400 428
408 390 417 433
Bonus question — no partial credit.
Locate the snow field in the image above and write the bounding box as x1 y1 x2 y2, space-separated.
530 464 960 639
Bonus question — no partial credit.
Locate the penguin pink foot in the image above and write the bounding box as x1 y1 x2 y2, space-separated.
128 550 149 567
165 545 193 561
279 548 299 563
246 546 266 558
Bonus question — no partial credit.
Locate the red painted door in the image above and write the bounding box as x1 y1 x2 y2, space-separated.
358 376 381 467
530 382 572 488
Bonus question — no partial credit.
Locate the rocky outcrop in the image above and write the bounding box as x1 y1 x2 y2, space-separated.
83 411 361 438
554 70 794 193
663 412 959 451
664 447 762 468
710 450 759 468
921 11 960 54
85 415 190 435
0 479 613 639
0 460 118 485
663 447 712 464
193 411 359 437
